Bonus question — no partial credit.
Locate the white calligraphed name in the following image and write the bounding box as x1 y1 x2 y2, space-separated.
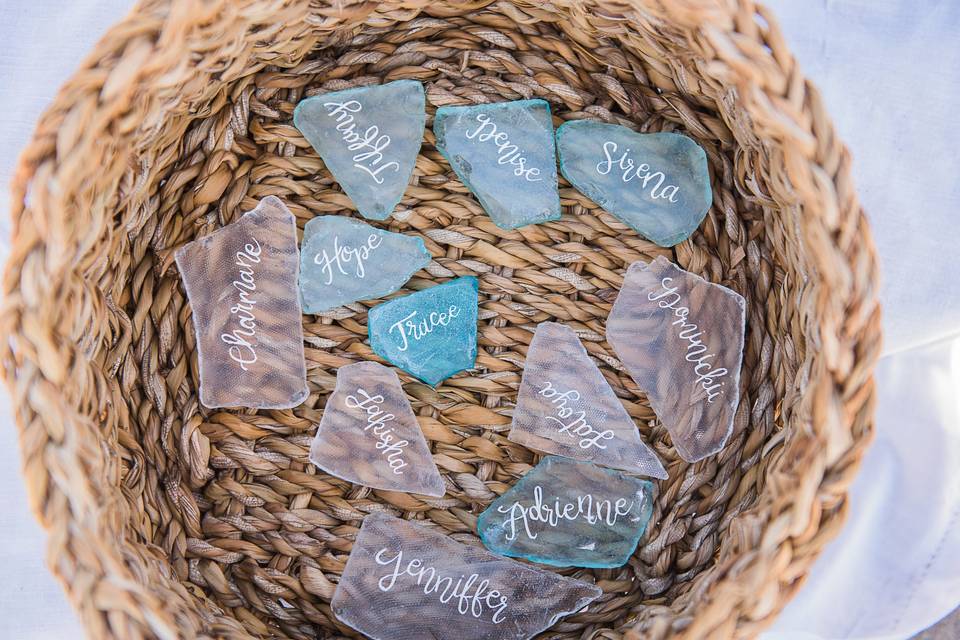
496 485 634 542
220 239 262 371
464 113 543 182
322 100 400 184
374 548 509 624
388 306 461 352
596 141 679 202
648 277 728 403
344 388 409 474
314 233 383 285
539 381 615 449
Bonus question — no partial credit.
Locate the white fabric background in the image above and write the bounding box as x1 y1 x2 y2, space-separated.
0 2 958 639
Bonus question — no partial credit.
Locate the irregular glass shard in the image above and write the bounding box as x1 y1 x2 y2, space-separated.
368 277 478 386
299 216 431 313
434 99 561 229
509 322 667 479
332 512 601 640
606 256 746 462
175 196 308 409
293 80 426 220
556 120 711 247
477 456 654 569
309 361 445 497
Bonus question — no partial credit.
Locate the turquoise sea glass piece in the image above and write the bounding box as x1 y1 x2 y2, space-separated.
332 512 601 640
556 120 711 247
434 99 561 229
294 80 425 220
477 456 654 569
368 277 479 386
508 322 667 479
299 215 431 313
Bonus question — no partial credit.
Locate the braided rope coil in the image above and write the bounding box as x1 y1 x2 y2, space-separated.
1 1 881 639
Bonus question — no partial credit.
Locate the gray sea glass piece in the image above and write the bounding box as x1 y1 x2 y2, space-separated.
477 456 654 568
299 216 431 313
434 99 561 229
293 80 425 220
332 512 601 640
309 361 445 497
556 120 711 247
607 256 746 462
368 277 478 386
175 196 308 409
509 322 667 479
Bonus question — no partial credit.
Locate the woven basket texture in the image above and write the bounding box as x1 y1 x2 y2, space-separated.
2 0 883 638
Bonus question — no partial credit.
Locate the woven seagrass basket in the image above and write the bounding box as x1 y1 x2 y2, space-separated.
2 0 882 638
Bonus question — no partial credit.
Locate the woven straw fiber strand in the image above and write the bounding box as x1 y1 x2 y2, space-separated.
1 1 881 639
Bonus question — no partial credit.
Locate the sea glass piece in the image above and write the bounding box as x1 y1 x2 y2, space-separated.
293 80 426 220
607 256 746 462
299 216 431 313
368 277 478 386
175 196 308 409
477 456 654 568
434 99 561 229
509 322 667 479
556 120 711 247
332 512 601 640
309 361 445 497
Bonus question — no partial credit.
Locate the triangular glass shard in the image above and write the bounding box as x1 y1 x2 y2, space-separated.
556 121 711 247
477 456 654 568
332 512 601 640
434 99 561 229
294 80 426 220
309 361 445 497
368 277 478 386
175 196 308 409
509 322 667 479
299 215 431 313
607 256 746 462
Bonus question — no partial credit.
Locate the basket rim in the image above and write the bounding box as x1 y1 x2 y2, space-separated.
1 1 882 639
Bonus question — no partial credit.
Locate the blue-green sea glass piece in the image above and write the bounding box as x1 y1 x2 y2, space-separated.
556 120 711 247
368 277 479 386
299 216 431 313
477 456 654 569
293 80 425 220
434 100 561 229
332 512 601 640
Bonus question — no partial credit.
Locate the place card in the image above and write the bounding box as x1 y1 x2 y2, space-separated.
509 322 667 478
368 277 478 386
556 120 711 247
332 512 601 640
175 196 308 409
309 361 445 497
606 256 746 462
299 215 431 313
476 456 654 569
294 80 426 220
433 99 561 230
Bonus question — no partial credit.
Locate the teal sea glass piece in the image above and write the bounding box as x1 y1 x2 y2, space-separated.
508 322 667 479
368 277 478 386
294 80 426 220
477 456 654 569
332 512 601 640
299 215 431 313
434 99 561 229
309 361 445 496
556 120 711 247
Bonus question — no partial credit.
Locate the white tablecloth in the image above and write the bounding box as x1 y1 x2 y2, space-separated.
0 2 958 639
